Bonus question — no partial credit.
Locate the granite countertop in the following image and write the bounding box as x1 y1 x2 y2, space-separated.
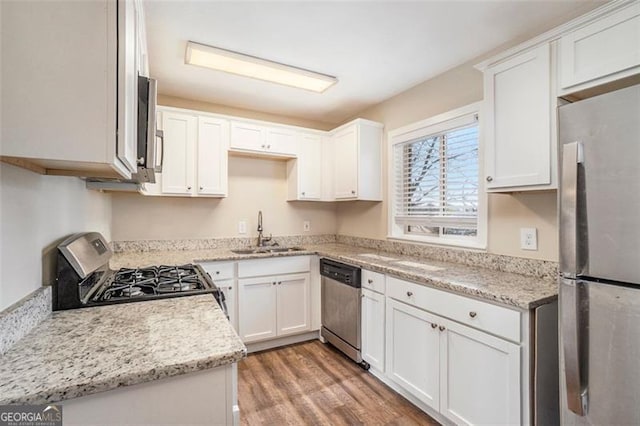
0 295 246 405
111 243 558 310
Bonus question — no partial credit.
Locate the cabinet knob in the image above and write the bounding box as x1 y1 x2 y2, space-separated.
262 144 266 148
431 323 438 329
302 192 305 196
215 271 220 275
486 176 493 182
272 282 276 285
351 190 356 195
439 325 446 331
277 281 281 285
187 186 192 191
199 186 203 191
368 279 373 284
228 287 232 290
406 291 413 297
267 144 271 149
469 311 477 318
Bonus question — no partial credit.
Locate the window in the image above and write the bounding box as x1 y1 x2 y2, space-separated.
389 103 486 248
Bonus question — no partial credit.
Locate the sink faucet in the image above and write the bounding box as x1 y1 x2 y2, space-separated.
256 211 272 247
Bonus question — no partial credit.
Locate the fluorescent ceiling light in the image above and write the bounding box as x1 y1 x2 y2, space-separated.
185 41 338 93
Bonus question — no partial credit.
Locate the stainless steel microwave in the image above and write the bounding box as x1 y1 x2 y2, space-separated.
134 75 162 183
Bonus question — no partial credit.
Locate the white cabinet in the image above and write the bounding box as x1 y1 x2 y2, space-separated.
1 0 146 179
238 273 310 343
229 121 297 157
157 108 228 197
287 132 323 201
330 119 383 200
386 298 441 410
385 297 521 425
482 43 554 191
361 288 385 372
440 319 521 426
559 2 640 93
238 276 278 342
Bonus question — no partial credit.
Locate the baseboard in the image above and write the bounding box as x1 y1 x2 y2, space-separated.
245 330 320 353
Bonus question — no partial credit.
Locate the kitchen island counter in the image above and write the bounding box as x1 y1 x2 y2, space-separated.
111 243 557 310
0 295 245 405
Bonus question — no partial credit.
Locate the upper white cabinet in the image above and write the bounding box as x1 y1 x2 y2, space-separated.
482 43 554 191
287 133 323 201
0 0 146 179
331 119 383 201
229 121 297 157
154 108 228 197
559 2 640 93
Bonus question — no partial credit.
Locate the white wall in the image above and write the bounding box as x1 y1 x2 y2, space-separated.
0 163 112 310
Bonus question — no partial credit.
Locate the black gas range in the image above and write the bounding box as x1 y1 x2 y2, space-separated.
53 232 226 314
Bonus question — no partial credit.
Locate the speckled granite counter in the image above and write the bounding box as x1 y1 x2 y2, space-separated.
0 295 246 405
111 243 558 310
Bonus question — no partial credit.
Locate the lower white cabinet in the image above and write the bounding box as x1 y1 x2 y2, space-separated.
385 296 521 425
239 273 310 343
386 298 441 410
361 288 385 371
440 319 521 426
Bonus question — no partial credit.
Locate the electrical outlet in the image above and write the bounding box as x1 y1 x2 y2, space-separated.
238 220 247 235
520 228 538 251
303 221 311 232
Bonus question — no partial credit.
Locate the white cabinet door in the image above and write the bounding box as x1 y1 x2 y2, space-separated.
386 298 441 410
230 121 265 151
161 111 196 195
484 43 552 190
197 116 228 196
266 128 296 156
217 278 237 332
238 277 277 343
361 288 385 371
276 273 311 337
298 133 323 200
440 319 521 426
116 0 139 173
332 126 359 199
559 3 640 91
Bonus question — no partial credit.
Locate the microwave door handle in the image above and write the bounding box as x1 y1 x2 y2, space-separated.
561 278 589 416
156 130 164 173
560 141 583 277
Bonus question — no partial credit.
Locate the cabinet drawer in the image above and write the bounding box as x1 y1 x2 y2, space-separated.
362 269 385 293
199 261 235 281
238 256 311 278
386 277 521 342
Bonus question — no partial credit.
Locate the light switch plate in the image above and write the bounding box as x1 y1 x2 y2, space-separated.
238 220 247 235
303 221 311 232
520 227 538 251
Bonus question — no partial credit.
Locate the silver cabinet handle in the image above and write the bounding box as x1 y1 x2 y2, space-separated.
486 176 493 182
368 279 373 284
439 325 446 331
560 141 584 277
406 291 413 297
469 311 477 318
431 323 438 329
562 278 589 416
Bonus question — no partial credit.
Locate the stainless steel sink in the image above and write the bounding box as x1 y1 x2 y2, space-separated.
230 247 305 255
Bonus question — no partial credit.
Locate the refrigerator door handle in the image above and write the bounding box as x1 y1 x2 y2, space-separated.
559 141 583 277
561 278 589 416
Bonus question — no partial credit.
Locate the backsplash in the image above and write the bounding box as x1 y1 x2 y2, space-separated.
111 234 337 253
336 235 558 280
0 287 51 355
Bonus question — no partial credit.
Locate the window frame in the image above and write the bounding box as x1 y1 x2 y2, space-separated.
387 102 487 249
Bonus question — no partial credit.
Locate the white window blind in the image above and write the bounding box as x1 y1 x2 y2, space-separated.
393 113 479 232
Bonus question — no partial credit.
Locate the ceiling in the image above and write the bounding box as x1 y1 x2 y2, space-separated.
145 1 604 125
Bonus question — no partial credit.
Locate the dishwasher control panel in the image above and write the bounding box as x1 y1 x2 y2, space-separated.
320 258 361 288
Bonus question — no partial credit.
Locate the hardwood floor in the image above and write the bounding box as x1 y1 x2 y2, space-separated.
238 340 439 426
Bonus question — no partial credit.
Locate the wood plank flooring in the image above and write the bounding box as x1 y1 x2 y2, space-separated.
238 340 440 426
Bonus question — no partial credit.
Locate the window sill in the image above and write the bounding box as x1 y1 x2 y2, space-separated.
387 234 487 250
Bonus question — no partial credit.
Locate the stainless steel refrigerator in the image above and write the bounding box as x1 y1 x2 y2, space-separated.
559 84 640 425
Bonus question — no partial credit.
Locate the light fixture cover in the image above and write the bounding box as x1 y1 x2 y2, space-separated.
185 41 337 93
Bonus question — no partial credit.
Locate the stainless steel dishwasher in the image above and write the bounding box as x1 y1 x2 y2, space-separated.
320 258 368 368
